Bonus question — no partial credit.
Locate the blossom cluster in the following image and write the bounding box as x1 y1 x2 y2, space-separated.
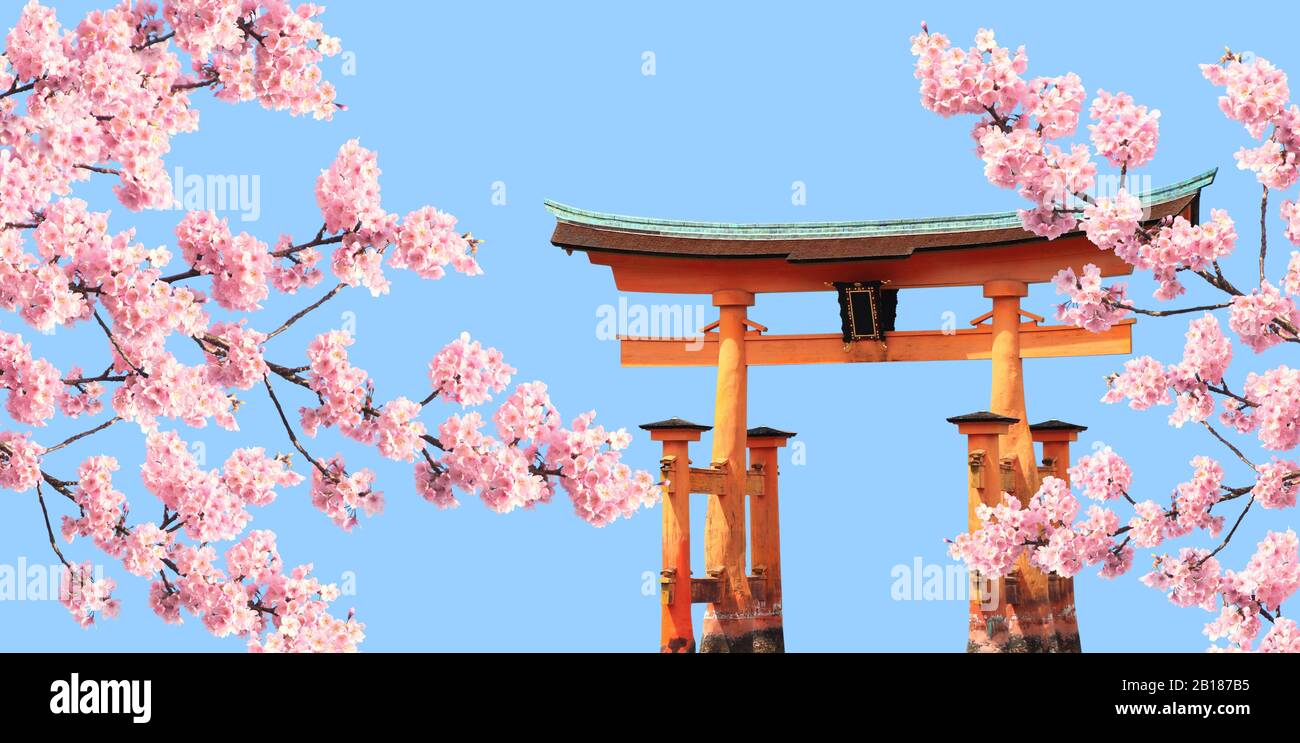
911 27 1163 241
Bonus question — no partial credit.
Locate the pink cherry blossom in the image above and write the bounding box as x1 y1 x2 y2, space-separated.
63 455 128 554
1069 446 1131 501
1254 458 1299 510
391 206 482 279
1141 548 1221 610
1081 189 1143 260
60 561 119 628
1232 366 1300 451
1176 313 1233 384
1236 139 1298 190
1201 55 1290 139
1283 248 1300 294
1101 355 1170 409
309 455 382 531
1128 499 1171 548
316 139 384 234
1229 281 1300 353
1028 73 1085 140
0 330 63 425
373 397 425 462
428 332 515 407
1088 89 1160 169
204 322 269 390
123 522 171 577
1258 617 1300 652
300 329 370 438
0 430 43 492
1052 264 1131 331
1170 456 1225 537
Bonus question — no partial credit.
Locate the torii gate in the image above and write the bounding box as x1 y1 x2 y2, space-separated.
545 170 1215 653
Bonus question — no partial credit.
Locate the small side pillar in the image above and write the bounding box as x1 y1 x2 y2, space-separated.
1031 419 1089 654
641 417 712 654
746 425 795 653
948 411 1028 653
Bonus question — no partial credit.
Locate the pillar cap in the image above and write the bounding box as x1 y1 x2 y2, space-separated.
642 417 710 442
1029 419 1088 432
747 426 795 448
640 417 712 432
747 426 796 438
946 411 1020 425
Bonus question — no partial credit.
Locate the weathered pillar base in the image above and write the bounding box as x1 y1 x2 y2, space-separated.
660 637 696 654
700 615 784 653
967 613 1059 653
748 615 785 654
700 632 750 653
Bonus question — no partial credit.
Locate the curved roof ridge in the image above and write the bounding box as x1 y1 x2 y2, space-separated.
544 168 1216 241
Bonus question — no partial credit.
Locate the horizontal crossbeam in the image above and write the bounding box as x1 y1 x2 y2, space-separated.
687 575 770 605
662 467 765 497
621 320 1133 367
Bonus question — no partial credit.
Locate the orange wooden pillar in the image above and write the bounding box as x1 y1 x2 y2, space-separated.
642 417 712 653
983 280 1053 651
948 412 1023 652
701 289 756 652
746 426 794 653
1031 419 1088 653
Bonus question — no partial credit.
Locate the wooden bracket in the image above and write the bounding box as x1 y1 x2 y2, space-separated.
660 569 677 606
1003 573 1021 605
999 455 1017 494
968 308 1046 326
698 318 767 335
968 449 987 490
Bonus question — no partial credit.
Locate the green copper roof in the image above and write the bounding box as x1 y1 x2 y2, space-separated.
545 169 1216 240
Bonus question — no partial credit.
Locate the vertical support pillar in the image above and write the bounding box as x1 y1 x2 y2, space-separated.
982 279 1053 651
641 418 712 653
702 289 756 653
948 412 1018 652
1031 419 1089 653
746 426 795 653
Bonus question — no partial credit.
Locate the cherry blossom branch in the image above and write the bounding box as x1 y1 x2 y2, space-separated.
1201 420 1257 470
38 470 77 503
43 416 122 454
261 375 332 479
1260 183 1269 286
62 373 128 386
75 164 122 176
92 309 146 377
1109 299 1233 317
131 30 174 51
170 74 219 93
1195 495 1255 568
161 229 349 285
0 76 41 101
36 482 72 570
265 282 347 340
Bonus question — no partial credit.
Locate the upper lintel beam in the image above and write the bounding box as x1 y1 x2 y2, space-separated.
619 320 1133 367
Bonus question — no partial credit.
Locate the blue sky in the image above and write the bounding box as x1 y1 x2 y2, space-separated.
2 1 1296 652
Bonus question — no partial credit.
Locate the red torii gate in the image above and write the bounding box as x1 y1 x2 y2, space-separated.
545 170 1215 653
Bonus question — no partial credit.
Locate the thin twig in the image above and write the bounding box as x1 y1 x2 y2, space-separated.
36 483 72 569
1201 420 1257 470
266 283 347 340
262 376 332 478
43 417 122 454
